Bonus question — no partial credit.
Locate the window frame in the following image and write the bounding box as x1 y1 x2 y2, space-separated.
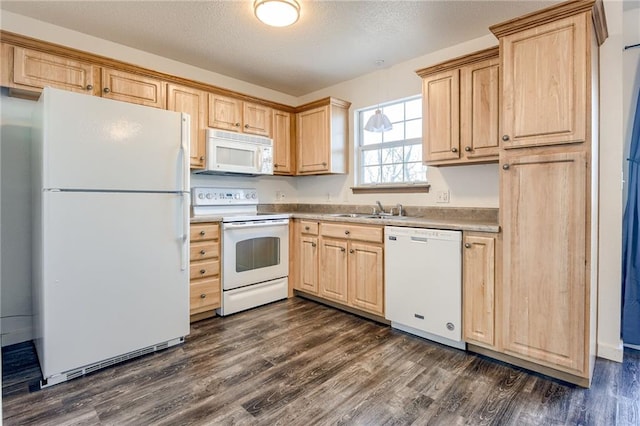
354 95 428 191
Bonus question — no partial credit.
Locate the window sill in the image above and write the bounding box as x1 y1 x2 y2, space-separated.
351 184 431 194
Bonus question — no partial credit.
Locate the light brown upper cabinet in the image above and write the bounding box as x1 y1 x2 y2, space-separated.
296 97 350 175
167 84 207 169
416 47 500 166
272 109 295 175
499 13 587 148
208 94 272 137
101 68 166 108
1 45 99 96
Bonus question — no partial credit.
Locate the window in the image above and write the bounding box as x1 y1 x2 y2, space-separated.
357 96 426 186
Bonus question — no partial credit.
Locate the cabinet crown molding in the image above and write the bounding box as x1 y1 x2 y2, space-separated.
415 47 498 77
296 97 351 112
489 0 607 46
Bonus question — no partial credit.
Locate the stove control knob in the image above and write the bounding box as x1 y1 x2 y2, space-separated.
198 193 204 199
252 193 257 199
235 194 240 200
206 193 213 199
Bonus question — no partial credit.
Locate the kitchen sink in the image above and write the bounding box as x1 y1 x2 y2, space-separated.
329 213 409 220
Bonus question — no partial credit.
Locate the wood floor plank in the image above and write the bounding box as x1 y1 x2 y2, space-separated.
2 298 640 425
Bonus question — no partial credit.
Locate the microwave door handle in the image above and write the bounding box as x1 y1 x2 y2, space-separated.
256 147 262 171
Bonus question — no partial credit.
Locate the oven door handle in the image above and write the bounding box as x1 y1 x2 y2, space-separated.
223 219 289 229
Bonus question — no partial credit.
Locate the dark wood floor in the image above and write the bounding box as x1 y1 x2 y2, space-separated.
2 298 639 425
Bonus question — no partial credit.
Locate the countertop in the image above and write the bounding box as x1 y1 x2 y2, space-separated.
191 212 499 233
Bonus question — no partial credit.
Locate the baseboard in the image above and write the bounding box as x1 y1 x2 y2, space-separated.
597 340 624 362
624 343 640 351
1 326 33 347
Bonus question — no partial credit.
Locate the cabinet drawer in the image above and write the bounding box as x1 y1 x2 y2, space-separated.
190 259 220 280
190 241 219 261
320 223 383 243
190 277 220 314
190 223 219 242
300 220 319 235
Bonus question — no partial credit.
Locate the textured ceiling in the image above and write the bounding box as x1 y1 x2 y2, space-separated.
0 1 563 96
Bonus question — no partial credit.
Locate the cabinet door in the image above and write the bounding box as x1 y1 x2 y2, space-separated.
318 237 348 303
101 68 165 108
422 69 460 162
167 84 207 169
298 235 319 294
208 94 242 132
297 106 330 173
463 234 496 347
501 14 586 148
273 110 294 174
460 58 500 160
501 149 587 373
9 46 97 95
348 242 384 315
243 102 272 137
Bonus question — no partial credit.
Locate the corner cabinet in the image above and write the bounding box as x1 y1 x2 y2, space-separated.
296 97 351 175
167 84 207 169
189 222 221 321
416 47 500 166
489 0 606 386
272 109 295 175
293 220 320 295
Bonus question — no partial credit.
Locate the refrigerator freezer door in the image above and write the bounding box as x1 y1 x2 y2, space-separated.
40 88 188 192
37 191 189 378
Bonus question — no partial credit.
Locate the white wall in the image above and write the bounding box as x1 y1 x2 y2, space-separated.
0 91 34 346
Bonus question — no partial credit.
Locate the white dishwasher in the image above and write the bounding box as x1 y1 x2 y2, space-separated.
384 226 464 350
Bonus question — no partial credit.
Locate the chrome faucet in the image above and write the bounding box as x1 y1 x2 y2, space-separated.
375 201 385 214
395 203 403 216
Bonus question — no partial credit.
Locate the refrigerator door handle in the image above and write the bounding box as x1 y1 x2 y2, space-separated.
180 114 191 193
181 192 190 271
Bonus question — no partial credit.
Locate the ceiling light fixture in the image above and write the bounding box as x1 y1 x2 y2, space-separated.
364 60 392 133
254 0 300 27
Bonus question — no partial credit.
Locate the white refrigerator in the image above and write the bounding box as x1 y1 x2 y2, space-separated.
32 87 191 388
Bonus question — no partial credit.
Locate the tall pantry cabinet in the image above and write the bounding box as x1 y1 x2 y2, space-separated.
488 0 607 386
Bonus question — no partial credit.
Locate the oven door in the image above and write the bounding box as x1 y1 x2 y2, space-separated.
222 219 289 290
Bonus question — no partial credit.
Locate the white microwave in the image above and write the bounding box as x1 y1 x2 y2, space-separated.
196 129 273 176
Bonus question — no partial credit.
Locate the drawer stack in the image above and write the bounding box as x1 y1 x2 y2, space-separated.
189 222 221 318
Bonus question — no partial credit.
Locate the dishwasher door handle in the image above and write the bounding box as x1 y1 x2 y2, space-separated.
410 236 429 243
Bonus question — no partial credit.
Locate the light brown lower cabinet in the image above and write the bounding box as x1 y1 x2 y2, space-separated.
189 222 221 320
463 231 499 349
293 219 384 317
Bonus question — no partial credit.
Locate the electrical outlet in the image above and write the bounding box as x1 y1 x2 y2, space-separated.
436 190 450 203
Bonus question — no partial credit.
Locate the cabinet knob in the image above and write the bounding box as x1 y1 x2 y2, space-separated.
274 163 281 168
344 230 350 235
86 84 93 90
465 243 471 248
464 146 471 152
200 250 206 255
244 124 249 128
311 242 316 247
349 249 354 254
103 87 111 93
451 147 458 153
199 156 205 161
235 122 241 127
502 135 510 142
341 247 346 252
200 231 206 236
502 164 510 170
304 226 310 231
322 162 327 167
200 269 206 274
200 293 206 299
